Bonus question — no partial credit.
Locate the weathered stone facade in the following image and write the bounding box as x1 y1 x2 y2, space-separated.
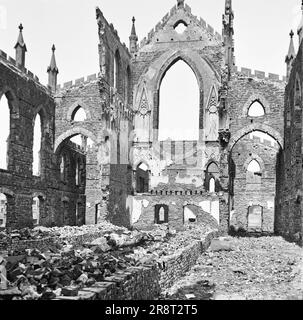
276 24 303 245
230 134 280 232
2 0 298 241
0 52 85 229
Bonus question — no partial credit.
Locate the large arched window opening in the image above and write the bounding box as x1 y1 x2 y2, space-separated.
248 101 265 117
114 50 122 94
33 113 42 176
136 162 149 193
32 196 40 226
75 158 81 186
206 162 220 193
246 159 262 184
247 160 261 172
72 106 87 122
60 155 66 182
158 59 199 141
0 94 10 170
126 66 131 105
0 193 7 227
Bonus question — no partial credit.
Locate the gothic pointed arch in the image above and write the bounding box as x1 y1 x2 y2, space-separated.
0 86 19 118
242 94 270 117
155 52 204 91
114 49 123 94
149 49 220 137
243 154 265 172
67 100 92 122
158 58 200 141
227 124 283 153
54 128 97 153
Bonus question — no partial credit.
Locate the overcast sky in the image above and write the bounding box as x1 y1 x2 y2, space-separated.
0 0 302 86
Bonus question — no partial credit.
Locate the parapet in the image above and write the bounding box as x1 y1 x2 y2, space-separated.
56 73 100 91
0 49 47 91
235 66 286 83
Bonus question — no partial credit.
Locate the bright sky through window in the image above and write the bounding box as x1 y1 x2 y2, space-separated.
158 60 199 141
0 95 9 169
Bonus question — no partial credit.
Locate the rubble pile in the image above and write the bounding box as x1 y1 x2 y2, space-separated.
0 220 218 300
49 222 126 239
0 222 127 243
163 236 303 300
0 245 147 300
124 223 216 265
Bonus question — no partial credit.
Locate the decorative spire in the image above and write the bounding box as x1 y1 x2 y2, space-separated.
129 17 138 54
47 44 59 93
225 0 232 13
14 24 27 49
286 30 296 80
48 44 58 72
297 0 303 45
286 30 295 61
131 17 137 36
14 23 27 69
177 0 185 8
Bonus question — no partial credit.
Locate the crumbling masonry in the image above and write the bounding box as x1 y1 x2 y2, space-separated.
0 0 302 245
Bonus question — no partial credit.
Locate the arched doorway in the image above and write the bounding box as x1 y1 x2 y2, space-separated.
136 162 150 193
229 130 281 233
55 129 109 225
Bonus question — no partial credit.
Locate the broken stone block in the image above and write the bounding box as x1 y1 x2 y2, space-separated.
54 296 81 301
61 286 79 297
41 288 56 300
90 238 112 252
21 285 42 300
33 226 50 234
0 287 22 298
77 273 89 284
60 274 72 286
78 290 96 300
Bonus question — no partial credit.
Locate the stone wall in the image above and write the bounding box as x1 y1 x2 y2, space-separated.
158 230 217 289
276 39 303 245
51 230 218 300
130 194 220 231
230 134 280 232
130 2 223 199
53 8 134 227
0 57 84 229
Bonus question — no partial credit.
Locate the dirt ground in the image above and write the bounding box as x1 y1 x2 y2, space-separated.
162 236 303 300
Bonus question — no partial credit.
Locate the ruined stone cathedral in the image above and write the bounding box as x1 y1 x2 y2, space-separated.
0 0 302 245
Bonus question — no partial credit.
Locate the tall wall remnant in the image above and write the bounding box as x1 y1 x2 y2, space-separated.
0 33 85 229
276 6 303 245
